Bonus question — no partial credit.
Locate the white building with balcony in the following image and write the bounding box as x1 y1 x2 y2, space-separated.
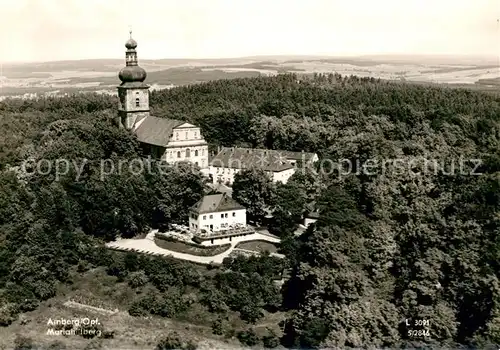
189 193 246 233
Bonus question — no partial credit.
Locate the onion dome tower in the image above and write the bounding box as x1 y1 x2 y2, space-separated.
117 31 150 130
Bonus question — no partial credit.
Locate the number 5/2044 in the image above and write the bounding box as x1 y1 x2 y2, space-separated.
408 329 430 337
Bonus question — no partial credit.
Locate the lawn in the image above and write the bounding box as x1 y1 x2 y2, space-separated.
235 240 278 253
154 237 231 256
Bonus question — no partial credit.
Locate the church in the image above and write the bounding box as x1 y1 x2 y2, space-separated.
116 33 209 169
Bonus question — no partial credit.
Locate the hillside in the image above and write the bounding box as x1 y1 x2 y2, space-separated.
0 74 499 348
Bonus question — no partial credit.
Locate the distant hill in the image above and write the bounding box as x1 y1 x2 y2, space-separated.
1 54 498 97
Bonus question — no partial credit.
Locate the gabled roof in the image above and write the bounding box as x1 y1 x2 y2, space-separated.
210 147 294 172
280 150 318 162
209 183 233 197
191 193 245 214
134 116 184 146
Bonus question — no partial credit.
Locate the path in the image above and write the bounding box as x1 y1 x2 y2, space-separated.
106 230 281 265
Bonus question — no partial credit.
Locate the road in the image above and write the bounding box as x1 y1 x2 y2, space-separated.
105 230 281 264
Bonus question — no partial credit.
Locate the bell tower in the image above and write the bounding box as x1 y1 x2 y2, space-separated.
117 31 150 130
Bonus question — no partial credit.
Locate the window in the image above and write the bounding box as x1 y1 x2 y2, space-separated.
221 214 224 218
176 132 179 140
195 161 198 166
177 151 181 158
135 98 140 107
203 215 206 220
186 148 191 158
232 212 236 217
224 213 228 218
202 149 205 156
194 131 197 138
195 150 198 157
185 132 188 139
209 214 213 219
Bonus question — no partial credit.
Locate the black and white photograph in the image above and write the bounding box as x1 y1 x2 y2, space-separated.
0 0 499 348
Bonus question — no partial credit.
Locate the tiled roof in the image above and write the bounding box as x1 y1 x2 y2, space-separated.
134 116 184 146
210 147 295 172
190 193 245 214
210 183 233 197
280 150 318 162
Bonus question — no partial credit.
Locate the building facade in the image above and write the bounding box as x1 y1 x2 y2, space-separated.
117 32 208 168
189 193 246 233
209 147 318 185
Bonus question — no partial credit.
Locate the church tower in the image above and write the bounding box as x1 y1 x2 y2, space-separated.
117 31 150 130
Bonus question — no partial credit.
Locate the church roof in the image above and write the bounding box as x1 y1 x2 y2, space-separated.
134 116 184 146
210 147 294 172
190 193 245 214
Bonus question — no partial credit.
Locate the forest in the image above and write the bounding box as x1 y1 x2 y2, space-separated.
0 73 499 348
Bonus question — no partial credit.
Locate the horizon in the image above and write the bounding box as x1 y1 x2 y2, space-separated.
2 0 499 64
4 53 499 66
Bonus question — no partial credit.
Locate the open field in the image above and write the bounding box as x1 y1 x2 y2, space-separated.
1 55 498 98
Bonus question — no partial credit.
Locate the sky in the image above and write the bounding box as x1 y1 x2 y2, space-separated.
0 0 499 62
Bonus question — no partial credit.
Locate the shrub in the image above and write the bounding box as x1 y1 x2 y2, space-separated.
240 303 263 324
0 302 19 327
127 270 148 288
77 260 91 272
237 328 259 347
77 322 103 339
211 317 225 335
128 301 149 317
13 335 35 350
155 332 197 350
262 328 280 348
106 260 128 282
47 340 66 349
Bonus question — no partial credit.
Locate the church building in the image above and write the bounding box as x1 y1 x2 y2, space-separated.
117 33 209 169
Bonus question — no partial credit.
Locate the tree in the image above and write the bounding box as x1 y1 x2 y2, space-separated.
268 181 307 236
232 168 274 223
